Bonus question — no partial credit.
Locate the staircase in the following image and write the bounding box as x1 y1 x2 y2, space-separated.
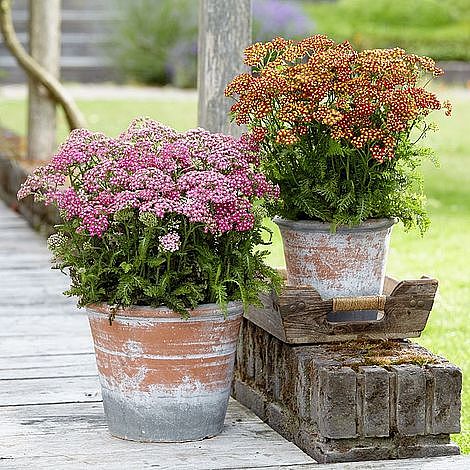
0 0 120 83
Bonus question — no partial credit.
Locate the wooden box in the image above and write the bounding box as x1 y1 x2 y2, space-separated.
244 276 438 344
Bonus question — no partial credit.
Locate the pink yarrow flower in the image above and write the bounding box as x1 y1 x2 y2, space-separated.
159 232 181 252
17 118 279 238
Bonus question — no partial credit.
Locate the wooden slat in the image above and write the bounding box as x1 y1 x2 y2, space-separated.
0 314 86 336
0 352 95 371
0 375 101 406
0 200 318 469
0 335 93 357
0 304 79 317
0 362 97 380
0 402 313 470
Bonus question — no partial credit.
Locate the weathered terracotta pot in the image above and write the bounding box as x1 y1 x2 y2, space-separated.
275 218 395 320
86 302 242 442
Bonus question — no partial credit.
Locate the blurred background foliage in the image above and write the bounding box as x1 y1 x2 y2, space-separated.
111 0 470 88
111 0 313 88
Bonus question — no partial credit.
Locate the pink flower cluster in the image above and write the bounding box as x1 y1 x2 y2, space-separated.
159 232 181 252
18 118 279 237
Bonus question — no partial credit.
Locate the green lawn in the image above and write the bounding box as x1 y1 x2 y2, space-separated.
1 89 469 451
303 0 470 61
0 97 198 139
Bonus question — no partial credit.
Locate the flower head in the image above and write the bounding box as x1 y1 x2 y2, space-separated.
17 118 279 238
225 35 451 163
159 232 181 252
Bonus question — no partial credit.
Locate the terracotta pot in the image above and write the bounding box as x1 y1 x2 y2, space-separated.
275 218 396 321
86 302 242 442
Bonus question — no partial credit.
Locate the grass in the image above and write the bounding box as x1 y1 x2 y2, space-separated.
0 87 469 451
303 0 470 61
0 97 198 140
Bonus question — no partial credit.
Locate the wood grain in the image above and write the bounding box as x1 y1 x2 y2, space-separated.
0 200 316 468
245 278 438 344
197 0 251 136
27 0 61 161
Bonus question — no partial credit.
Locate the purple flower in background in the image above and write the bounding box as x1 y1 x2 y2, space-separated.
163 0 313 88
253 0 315 42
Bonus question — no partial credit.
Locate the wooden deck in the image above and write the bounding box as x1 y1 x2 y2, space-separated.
1 198 469 469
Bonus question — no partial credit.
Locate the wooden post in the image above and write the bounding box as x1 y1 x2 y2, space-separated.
27 0 61 161
198 0 251 135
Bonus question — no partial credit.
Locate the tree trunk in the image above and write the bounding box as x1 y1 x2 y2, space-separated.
197 0 252 136
27 0 61 161
0 0 86 135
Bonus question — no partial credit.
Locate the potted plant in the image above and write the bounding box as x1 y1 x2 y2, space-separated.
18 118 280 442
225 35 451 319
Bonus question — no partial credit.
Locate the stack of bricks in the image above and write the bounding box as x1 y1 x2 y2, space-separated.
233 319 461 463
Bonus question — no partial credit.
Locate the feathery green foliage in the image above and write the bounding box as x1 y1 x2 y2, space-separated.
261 125 434 233
49 210 281 318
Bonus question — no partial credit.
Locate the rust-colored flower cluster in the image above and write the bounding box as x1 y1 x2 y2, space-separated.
225 35 451 162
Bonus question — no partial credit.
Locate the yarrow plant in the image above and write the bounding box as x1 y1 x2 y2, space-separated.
18 118 281 316
225 35 452 232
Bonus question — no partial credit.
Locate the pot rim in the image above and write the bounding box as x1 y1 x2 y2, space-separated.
273 216 397 232
86 300 243 320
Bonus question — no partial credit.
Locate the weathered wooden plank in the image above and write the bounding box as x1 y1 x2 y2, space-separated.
0 313 86 336
0 335 93 358
2 456 469 470
0 231 43 240
247 457 470 469
0 399 260 431
0 253 51 261
0 297 78 307
0 259 53 270
246 293 287 342
0 375 101 406
0 400 314 470
0 283 70 295
0 352 95 371
0 362 97 379
0 287 72 301
0 274 69 286
0 304 79 317
0 269 63 279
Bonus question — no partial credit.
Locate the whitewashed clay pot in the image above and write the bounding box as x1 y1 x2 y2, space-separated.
87 302 242 442
274 218 396 321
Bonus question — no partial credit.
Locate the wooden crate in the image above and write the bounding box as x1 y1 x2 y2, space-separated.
244 276 438 344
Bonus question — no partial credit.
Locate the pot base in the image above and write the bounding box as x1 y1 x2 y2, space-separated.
102 386 230 442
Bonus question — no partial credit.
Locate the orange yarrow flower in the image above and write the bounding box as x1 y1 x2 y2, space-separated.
225 35 451 162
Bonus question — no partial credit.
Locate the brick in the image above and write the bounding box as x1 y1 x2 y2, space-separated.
266 336 281 400
398 442 460 459
266 402 296 441
294 350 315 420
360 366 390 437
232 379 266 421
391 365 426 436
244 321 255 379
426 364 462 434
318 366 357 438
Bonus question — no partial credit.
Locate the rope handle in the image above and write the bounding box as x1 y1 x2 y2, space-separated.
332 295 386 312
